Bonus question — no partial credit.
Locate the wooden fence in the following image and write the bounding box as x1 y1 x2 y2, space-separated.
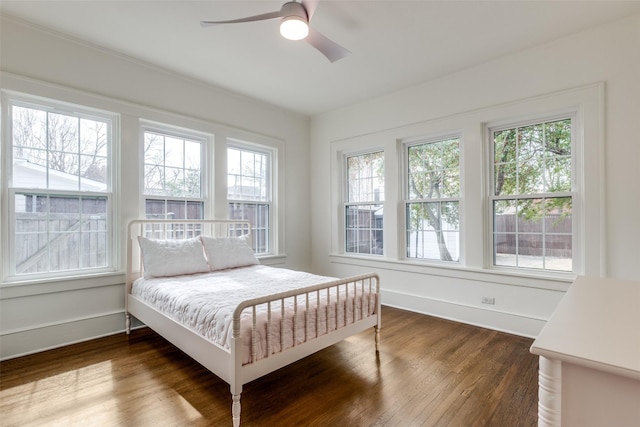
15 213 107 274
494 213 572 257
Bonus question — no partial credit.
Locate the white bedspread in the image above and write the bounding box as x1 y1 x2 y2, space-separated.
132 265 377 364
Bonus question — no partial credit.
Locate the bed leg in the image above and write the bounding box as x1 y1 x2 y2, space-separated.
232 393 241 427
375 325 381 352
125 313 131 335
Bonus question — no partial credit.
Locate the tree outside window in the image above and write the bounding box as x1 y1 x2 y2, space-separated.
345 151 384 255
491 118 573 271
405 137 460 262
143 129 204 221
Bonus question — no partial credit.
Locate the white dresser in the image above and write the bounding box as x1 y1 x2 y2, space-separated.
530 275 640 427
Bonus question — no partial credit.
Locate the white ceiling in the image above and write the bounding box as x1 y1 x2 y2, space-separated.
2 1 640 116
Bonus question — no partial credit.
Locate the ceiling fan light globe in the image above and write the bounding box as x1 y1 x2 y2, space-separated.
280 16 309 40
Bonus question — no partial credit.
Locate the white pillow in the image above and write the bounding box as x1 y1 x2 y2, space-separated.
200 235 259 271
138 236 210 278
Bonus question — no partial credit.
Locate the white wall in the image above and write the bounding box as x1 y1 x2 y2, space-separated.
0 16 312 359
310 13 640 337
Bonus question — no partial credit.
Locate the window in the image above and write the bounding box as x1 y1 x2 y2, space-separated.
227 144 272 254
405 136 460 262
490 117 573 272
8 99 115 277
143 127 205 220
345 151 384 255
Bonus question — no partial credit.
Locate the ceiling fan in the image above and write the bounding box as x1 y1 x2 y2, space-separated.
201 0 350 63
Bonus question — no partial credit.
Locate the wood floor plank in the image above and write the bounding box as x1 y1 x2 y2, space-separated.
0 306 538 426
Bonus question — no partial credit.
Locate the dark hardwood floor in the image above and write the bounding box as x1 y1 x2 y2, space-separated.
0 306 538 426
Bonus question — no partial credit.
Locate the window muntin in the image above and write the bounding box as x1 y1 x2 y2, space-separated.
12 105 109 191
227 145 272 254
8 100 114 277
491 118 573 271
143 128 204 220
345 151 384 255
405 136 460 261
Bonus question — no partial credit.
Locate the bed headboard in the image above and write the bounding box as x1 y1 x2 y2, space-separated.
126 219 251 295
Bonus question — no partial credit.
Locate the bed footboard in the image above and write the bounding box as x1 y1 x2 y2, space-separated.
230 272 381 427
232 271 381 367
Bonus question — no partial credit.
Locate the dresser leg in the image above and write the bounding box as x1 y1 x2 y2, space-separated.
538 356 562 427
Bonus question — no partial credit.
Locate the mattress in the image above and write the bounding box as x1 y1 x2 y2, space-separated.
131 264 377 364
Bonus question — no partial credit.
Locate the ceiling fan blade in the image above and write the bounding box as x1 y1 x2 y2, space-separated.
201 10 283 26
301 0 319 21
306 27 350 63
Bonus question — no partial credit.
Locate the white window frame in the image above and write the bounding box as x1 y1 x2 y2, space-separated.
342 149 385 256
2 93 118 281
329 83 603 284
227 140 275 255
140 122 209 220
487 114 576 274
403 134 461 263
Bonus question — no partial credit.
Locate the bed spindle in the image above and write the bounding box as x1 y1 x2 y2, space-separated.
326 288 331 333
266 302 272 358
353 281 357 323
304 292 309 342
293 295 298 347
361 279 365 321
252 306 257 363
341 284 346 327
316 289 320 339
280 299 285 350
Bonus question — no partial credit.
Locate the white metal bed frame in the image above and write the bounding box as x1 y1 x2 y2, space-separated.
125 219 381 426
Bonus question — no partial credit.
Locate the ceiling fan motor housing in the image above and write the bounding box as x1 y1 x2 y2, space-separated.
281 2 309 22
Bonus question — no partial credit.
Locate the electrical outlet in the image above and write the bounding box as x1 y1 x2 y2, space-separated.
481 296 495 305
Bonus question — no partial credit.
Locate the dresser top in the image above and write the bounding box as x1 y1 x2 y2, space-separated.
530 275 640 380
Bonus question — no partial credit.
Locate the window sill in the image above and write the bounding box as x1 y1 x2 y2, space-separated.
329 253 574 292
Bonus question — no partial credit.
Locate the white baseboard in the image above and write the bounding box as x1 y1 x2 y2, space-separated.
382 289 545 339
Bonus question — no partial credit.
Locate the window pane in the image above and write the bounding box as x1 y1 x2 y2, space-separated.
493 199 516 233
347 152 384 203
80 155 108 191
494 129 517 164
227 147 270 202
493 196 572 270
494 162 516 196
228 202 270 254
15 193 108 274
145 199 203 220
545 119 572 156
345 204 383 255
406 202 459 261
545 157 571 192
143 130 202 198
12 106 109 192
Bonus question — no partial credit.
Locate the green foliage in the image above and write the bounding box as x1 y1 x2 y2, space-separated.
494 119 572 221
406 137 460 260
